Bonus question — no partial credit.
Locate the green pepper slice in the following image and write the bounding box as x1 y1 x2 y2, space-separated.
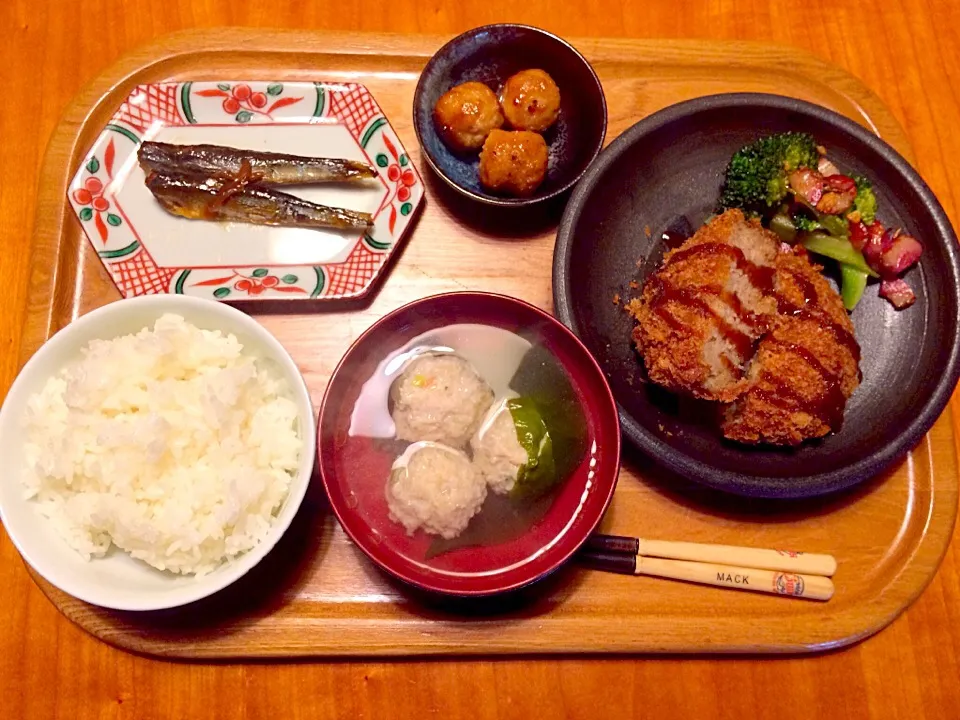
801 232 879 278
818 214 849 238
506 397 558 500
769 213 797 243
840 263 869 310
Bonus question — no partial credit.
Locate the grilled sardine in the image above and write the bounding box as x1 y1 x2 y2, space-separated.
145 172 373 231
138 141 378 185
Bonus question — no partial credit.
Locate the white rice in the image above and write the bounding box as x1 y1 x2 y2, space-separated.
20 313 301 576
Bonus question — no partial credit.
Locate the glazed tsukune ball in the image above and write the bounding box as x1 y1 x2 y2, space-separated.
390 353 495 448
500 69 561 133
479 129 549 197
433 81 505 153
386 442 487 539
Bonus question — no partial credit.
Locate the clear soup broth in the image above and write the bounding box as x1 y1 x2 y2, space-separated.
327 320 598 574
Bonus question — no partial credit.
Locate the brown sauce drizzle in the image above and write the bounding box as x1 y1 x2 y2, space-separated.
649 242 778 364
668 242 776 294
722 289 768 334
647 277 755 361
774 267 861 367
719 354 739 375
754 340 847 429
782 267 819 307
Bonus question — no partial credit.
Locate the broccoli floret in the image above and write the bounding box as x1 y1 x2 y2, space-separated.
794 214 821 232
719 132 821 213
852 175 877 225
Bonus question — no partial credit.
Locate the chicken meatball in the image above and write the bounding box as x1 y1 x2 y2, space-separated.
471 399 530 495
500 69 561 132
479 129 549 197
433 81 504 153
386 442 487 540
390 353 494 448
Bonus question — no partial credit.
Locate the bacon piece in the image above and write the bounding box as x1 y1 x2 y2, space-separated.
879 278 916 309
878 233 923 278
816 174 857 215
849 220 870 251
817 157 840 177
859 222 889 267
788 168 823 205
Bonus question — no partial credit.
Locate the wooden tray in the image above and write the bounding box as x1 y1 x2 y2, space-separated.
20 28 958 657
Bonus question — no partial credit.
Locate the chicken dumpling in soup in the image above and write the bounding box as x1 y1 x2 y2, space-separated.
386 442 487 539
471 398 529 494
391 353 495 448
471 396 562 499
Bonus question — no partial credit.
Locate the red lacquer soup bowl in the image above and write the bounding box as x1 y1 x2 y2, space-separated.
318 292 621 596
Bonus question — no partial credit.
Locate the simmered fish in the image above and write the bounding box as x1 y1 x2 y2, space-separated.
138 141 378 185
145 172 373 232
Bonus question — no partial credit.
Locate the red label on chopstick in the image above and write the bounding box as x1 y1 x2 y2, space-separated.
773 573 805 595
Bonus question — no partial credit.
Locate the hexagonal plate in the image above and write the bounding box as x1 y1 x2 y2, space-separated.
68 81 424 301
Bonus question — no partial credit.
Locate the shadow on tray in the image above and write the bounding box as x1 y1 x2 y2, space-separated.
419 161 565 239
87 440 901 661
374 559 590 622
369 445 902 660
619 438 900 524
91 465 332 644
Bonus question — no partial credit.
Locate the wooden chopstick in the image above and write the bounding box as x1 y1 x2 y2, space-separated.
578 550 835 601
584 533 837 577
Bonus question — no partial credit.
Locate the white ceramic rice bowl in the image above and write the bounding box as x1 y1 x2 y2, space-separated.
0 294 315 611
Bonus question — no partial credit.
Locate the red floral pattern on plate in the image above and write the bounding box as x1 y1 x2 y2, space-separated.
72 142 123 244
375 134 419 234
191 269 308 297
195 82 304 123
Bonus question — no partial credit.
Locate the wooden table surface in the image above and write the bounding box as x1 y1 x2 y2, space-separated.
2 1 959 718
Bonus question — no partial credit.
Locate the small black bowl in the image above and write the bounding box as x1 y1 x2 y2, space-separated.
553 93 960 499
413 24 607 208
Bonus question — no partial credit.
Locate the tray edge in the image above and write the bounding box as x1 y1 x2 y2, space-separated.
18 27 957 659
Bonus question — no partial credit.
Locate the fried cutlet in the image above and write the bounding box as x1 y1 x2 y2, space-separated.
721 249 861 445
630 209 780 402
631 212 862 446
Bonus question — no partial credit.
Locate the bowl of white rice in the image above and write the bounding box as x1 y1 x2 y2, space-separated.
0 294 315 611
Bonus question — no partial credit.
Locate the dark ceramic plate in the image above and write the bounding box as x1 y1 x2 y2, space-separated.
318 292 621 596
553 93 960 498
413 24 606 208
